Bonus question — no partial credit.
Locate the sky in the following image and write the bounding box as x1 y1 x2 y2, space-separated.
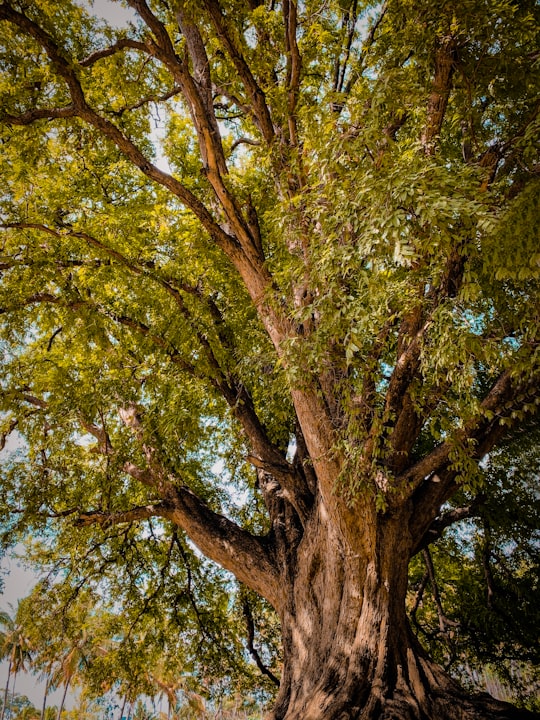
79 0 137 28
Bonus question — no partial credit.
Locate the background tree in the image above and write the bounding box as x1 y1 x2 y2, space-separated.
0 606 33 720
0 1 539 719
408 422 540 708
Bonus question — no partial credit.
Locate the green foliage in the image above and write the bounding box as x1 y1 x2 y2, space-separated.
407 423 540 708
0 0 539 711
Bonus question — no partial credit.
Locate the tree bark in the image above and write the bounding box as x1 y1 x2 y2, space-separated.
40 675 51 720
118 695 127 720
0 658 11 720
266 499 539 720
56 676 71 720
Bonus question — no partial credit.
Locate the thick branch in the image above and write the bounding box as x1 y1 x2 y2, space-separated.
2 105 76 124
117 404 282 607
75 504 168 527
79 39 148 67
203 0 275 143
242 598 280 686
421 35 457 154
174 2 228 177
170 485 282 608
413 504 478 555
282 0 302 146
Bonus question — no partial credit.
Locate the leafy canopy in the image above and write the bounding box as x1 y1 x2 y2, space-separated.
0 0 539 705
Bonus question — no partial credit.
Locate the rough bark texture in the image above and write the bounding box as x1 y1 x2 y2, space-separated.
266 500 538 720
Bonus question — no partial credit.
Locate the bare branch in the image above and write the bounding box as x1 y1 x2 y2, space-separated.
333 0 358 95
413 504 478 554
242 597 280 686
481 528 495 609
79 418 113 454
20 393 48 409
410 567 429 628
422 548 459 632
230 136 261 153
333 2 388 111
75 504 168 527
79 38 148 67
110 85 182 115
2 105 77 124
123 461 154 487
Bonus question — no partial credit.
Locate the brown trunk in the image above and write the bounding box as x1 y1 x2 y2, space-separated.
268 503 537 720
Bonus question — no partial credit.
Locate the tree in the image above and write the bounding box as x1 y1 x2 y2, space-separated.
16 585 121 720
4 694 40 720
0 0 539 718
0 606 33 720
407 422 540 707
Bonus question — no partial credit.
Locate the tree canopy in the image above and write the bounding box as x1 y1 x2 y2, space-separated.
0 0 539 718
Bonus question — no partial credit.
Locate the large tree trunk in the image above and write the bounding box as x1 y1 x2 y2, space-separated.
268 503 537 720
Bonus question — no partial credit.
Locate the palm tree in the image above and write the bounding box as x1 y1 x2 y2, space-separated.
51 631 89 720
0 605 33 720
38 673 53 720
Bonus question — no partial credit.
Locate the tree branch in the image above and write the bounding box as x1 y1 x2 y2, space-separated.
333 2 387 111
170 485 283 608
116 403 283 607
421 35 458 154
11 386 283 608
406 370 540 548
75 504 168 528
242 597 280 686
412 503 479 555
282 0 302 146
422 547 459 632
0 418 18 452
399 369 516 492
0 229 308 520
229 136 261 153
333 0 358 96
2 105 77 124
0 2 239 256
109 85 182 116
203 0 275 143
79 38 148 67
